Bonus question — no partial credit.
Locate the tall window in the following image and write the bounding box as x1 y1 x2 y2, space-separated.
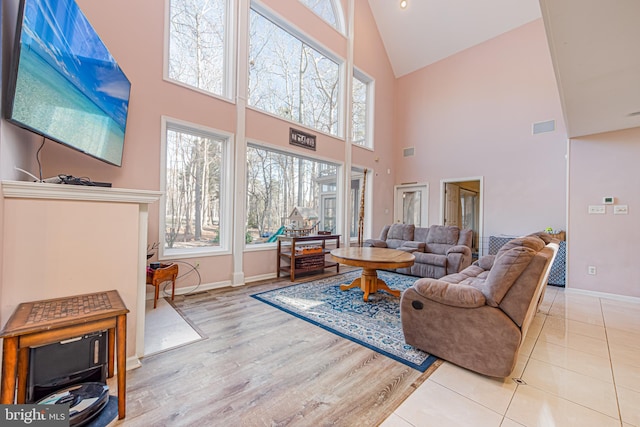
246 144 339 244
248 5 342 137
299 0 344 33
162 119 230 256
352 70 373 148
167 0 230 97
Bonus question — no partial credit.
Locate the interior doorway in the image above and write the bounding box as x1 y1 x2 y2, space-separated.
441 177 483 257
394 183 428 226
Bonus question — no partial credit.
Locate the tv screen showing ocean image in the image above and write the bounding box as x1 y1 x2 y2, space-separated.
9 0 131 166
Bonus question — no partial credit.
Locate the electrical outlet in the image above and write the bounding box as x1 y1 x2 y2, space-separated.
588 266 597 275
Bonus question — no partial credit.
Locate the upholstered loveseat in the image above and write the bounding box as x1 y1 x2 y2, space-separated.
399 234 558 377
363 224 473 279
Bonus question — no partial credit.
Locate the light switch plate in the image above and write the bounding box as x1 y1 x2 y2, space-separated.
613 205 628 215
588 205 606 214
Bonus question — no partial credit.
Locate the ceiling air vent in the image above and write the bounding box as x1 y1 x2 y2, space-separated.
532 120 556 135
403 147 415 157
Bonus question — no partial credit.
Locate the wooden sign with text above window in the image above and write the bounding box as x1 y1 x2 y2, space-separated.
289 128 316 151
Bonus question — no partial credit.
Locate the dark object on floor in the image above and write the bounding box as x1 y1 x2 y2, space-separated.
37 382 109 426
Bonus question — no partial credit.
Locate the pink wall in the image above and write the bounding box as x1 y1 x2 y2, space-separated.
568 127 640 297
394 19 567 240
2 2 640 300
1 198 141 358
353 0 397 234
245 109 344 159
26 0 397 287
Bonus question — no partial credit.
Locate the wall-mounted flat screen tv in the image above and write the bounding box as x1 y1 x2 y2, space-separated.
5 0 131 167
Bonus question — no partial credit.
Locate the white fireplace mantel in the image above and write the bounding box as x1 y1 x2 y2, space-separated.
2 180 161 204
1 181 162 368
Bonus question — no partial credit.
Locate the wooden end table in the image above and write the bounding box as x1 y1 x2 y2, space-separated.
330 247 415 301
146 263 179 309
0 290 129 419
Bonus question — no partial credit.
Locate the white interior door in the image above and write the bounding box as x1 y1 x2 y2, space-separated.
394 184 428 226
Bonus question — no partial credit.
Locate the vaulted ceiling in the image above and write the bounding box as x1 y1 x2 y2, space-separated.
367 0 542 77
367 0 640 138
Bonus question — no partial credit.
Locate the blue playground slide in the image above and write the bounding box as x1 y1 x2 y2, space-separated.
267 226 286 243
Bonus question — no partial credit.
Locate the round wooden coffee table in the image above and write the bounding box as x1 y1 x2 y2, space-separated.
330 247 415 301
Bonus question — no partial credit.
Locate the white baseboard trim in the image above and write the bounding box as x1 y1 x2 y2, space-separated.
244 272 278 284
176 280 232 294
126 356 142 371
145 280 233 300
232 271 245 287
565 287 640 303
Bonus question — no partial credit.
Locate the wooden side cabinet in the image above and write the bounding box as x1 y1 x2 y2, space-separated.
0 290 129 419
277 234 340 281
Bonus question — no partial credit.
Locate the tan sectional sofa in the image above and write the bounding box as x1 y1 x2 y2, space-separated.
364 224 473 279
399 234 559 377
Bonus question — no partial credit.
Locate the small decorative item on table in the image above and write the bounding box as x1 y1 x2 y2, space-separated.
295 245 323 255
544 228 566 241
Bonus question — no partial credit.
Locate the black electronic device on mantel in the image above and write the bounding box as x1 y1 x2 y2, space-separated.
50 175 112 187
5 0 131 167
64 179 112 188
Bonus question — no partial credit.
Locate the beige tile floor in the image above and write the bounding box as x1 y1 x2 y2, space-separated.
381 285 640 427
143 297 203 356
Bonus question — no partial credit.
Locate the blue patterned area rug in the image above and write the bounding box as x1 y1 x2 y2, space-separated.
251 270 437 372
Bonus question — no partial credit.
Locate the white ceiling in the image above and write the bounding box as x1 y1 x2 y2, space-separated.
540 0 640 137
367 0 542 77
367 0 640 138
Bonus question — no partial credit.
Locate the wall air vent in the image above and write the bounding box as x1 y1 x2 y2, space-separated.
532 120 556 135
403 147 415 157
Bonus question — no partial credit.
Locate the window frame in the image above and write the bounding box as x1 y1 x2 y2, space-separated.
248 0 346 139
298 0 346 35
244 139 344 250
163 0 236 102
352 68 375 150
159 116 235 260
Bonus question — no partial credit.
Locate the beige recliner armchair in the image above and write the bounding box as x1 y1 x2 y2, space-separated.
400 234 558 377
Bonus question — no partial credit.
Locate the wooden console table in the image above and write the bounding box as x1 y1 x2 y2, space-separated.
0 290 129 419
277 234 340 281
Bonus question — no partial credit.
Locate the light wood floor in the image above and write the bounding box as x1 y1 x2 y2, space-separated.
117 270 439 426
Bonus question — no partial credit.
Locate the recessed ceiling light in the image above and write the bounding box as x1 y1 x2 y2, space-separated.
400 0 408 9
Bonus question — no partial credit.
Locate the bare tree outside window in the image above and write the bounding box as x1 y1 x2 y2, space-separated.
352 75 368 145
299 0 341 31
165 126 225 250
248 8 341 136
246 144 338 244
168 0 227 96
